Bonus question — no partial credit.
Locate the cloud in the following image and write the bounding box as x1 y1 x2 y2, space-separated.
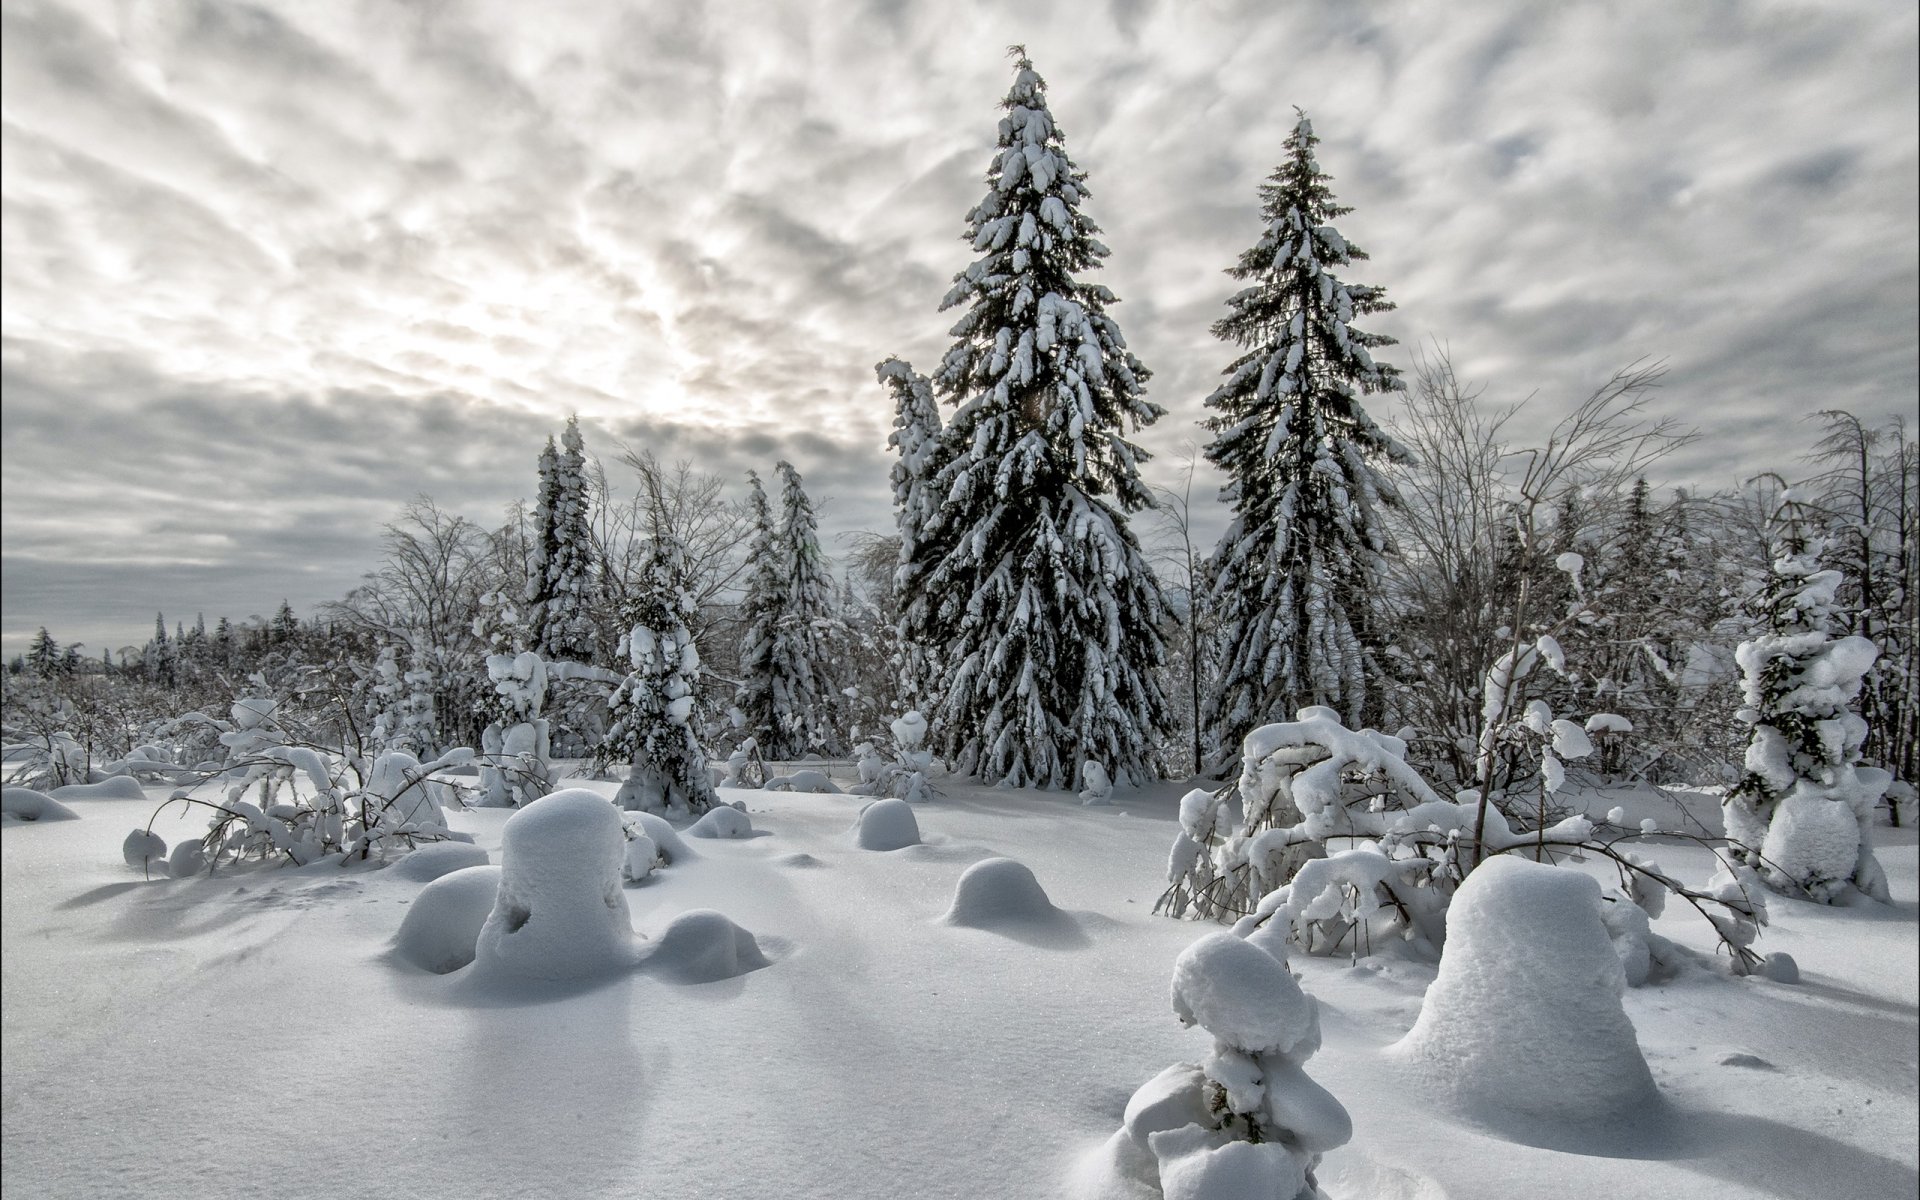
2 0 1914 657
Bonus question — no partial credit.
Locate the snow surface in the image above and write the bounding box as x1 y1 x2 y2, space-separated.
4 776 1917 1200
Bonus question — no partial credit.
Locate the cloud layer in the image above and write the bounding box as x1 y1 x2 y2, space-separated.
4 0 1915 655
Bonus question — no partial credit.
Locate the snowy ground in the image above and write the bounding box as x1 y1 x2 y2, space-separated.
4 773 1916 1200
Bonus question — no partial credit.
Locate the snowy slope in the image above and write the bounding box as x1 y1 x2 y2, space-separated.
4 778 1915 1200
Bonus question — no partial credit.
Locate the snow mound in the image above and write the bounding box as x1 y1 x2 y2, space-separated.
852 798 921 850
471 789 635 981
1390 856 1656 1129
1170 932 1315 1056
123 828 168 870
168 839 208 878
687 805 754 839
390 841 491 883
624 835 659 882
640 909 771 984
776 852 826 869
626 810 696 864
50 776 146 801
766 769 842 793
3 786 79 823
394 865 502 974
1762 793 1859 901
940 858 1085 946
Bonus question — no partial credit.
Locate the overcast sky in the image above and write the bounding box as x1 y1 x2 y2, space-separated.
3 0 1915 659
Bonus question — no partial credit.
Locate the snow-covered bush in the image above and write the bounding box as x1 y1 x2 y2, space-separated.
394 865 502 974
1078 761 1113 806
1163 707 1769 976
3 786 80 823
1723 498 1889 903
849 710 937 803
603 533 717 818
1101 930 1350 1200
852 798 921 850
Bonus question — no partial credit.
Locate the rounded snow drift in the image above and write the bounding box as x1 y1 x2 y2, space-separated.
1761 951 1801 984
168 838 209 878
123 828 168 871
2 786 79 823
394 865 502 974
390 841 491 883
852 798 921 851
948 856 1075 933
641 909 771 984
626 810 696 864
51 776 147 801
687 805 754 839
471 789 634 982
1391 855 1657 1128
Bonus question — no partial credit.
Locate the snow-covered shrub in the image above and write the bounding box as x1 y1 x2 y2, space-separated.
1102 930 1350 1200
1079 761 1114 806
123 828 168 872
848 709 938 803
604 533 717 818
1165 707 1770 976
687 805 753 839
720 735 767 789
1 730 89 791
1390 856 1657 1126
476 650 555 808
639 909 770 985
472 789 634 981
1723 504 1889 902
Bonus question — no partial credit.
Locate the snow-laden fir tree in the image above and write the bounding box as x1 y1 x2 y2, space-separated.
879 357 947 710
605 529 718 816
27 628 58 679
525 435 560 639
924 47 1172 788
1200 113 1405 770
768 461 843 756
533 417 598 664
734 471 786 753
1723 492 1890 902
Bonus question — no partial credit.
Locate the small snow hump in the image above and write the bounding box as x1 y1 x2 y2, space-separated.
2 786 79 823
122 828 168 870
852 798 921 850
393 865 502 975
390 841 490 883
687 805 754 839
641 909 771 984
940 857 1085 948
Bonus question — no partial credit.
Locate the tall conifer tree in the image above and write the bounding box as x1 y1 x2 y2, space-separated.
1200 113 1405 768
734 471 785 753
879 357 946 710
924 47 1171 788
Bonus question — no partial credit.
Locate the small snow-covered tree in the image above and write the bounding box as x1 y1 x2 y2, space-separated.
1102 929 1350 1200
27 628 58 679
1200 113 1405 768
535 417 599 664
1723 491 1890 902
604 530 717 816
767 460 843 756
880 357 947 711
923 46 1171 788
733 471 785 754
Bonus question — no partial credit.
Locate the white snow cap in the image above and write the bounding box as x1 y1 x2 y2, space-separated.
853 798 922 850
1169 932 1315 1056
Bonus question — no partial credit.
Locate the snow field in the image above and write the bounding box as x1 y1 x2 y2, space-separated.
3 778 1916 1200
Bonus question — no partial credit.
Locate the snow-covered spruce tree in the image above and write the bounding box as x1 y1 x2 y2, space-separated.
525 435 560 640
1723 492 1890 902
769 461 843 756
733 471 786 754
1200 113 1405 770
605 531 716 816
880 357 948 711
925 47 1172 788
534 417 598 664
27 627 58 679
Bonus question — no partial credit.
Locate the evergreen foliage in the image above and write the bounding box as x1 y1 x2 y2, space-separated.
880 357 947 711
921 47 1171 788
1200 112 1405 769
733 471 785 754
604 530 717 816
534 417 599 663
